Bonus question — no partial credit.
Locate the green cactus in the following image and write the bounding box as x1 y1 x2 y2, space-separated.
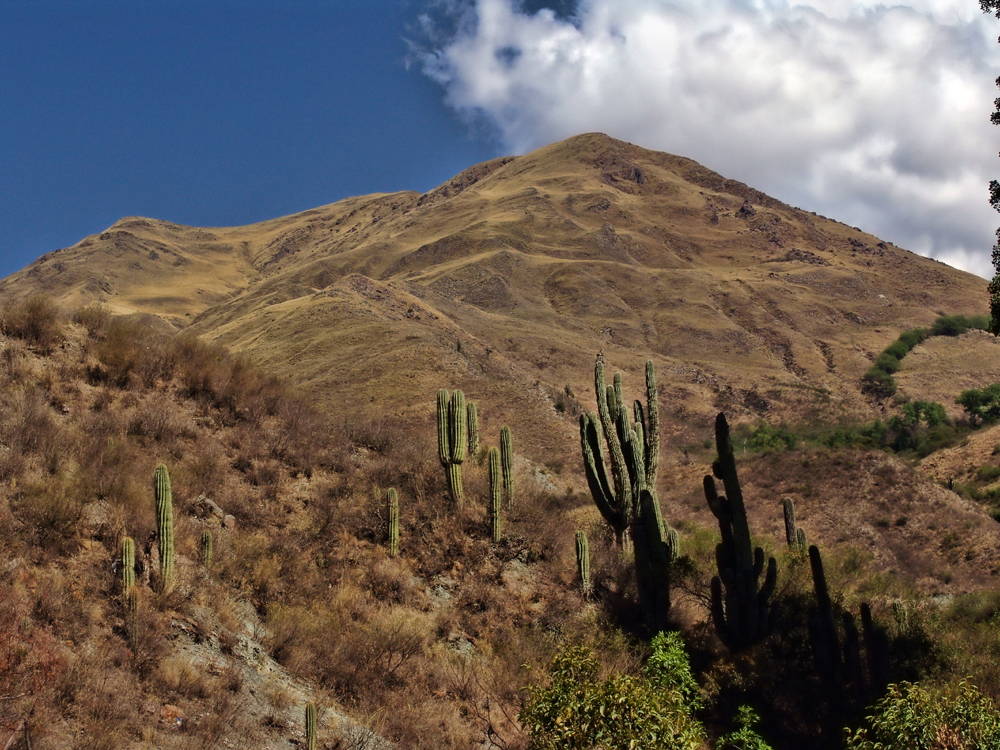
437 389 467 504
305 703 317 750
125 585 139 649
500 425 514 508
808 545 891 714
154 464 175 593
121 536 136 593
488 447 503 543
575 530 592 597
632 489 679 633
467 401 479 458
704 413 777 651
200 530 213 567
579 360 663 546
387 488 399 557
782 497 807 551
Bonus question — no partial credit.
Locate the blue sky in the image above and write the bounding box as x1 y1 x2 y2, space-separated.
3 0 1000 283
0 0 501 279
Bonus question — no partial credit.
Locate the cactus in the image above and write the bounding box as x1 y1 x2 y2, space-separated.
122 536 136 593
154 464 174 593
500 425 514 507
808 545 891 713
387 488 399 557
580 360 662 546
200 530 213 567
488 447 503 543
437 389 467 504
467 401 479 457
632 489 679 633
575 530 592 597
782 497 807 551
305 703 317 750
125 585 139 649
704 413 777 651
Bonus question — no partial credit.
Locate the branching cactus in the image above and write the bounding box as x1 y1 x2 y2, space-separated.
808 545 891 713
437 389 467 504
154 464 175 593
575 530 592 597
200 530 213 567
488 447 503 543
387 488 399 557
121 536 136 593
782 497 807 551
467 401 480 458
704 413 777 650
500 425 514 507
305 703 317 750
579 359 662 546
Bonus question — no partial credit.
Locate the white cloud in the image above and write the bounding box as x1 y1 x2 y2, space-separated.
416 0 1000 279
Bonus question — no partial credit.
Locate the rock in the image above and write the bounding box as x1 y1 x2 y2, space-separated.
194 495 225 519
223 514 236 530
738 200 755 218
160 704 187 728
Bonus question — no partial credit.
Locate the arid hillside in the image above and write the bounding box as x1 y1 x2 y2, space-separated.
4 134 999 469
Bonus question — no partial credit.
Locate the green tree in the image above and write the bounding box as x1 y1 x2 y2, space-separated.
518 634 705 750
982 0 1000 334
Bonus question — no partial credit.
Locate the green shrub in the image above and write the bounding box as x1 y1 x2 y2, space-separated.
717 706 774 750
956 384 1000 424
746 420 798 452
930 314 990 337
519 636 706 750
844 680 1000 749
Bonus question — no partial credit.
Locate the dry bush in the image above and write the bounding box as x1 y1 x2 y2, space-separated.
11 479 85 554
155 655 215 700
178 440 227 497
1 385 62 459
362 557 418 606
1 296 64 353
126 392 190 442
72 303 111 337
91 318 147 386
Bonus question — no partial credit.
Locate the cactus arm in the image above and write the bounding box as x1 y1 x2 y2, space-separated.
305 703 317 750
200 530 213 567
387 488 399 557
467 402 479 457
644 360 660 491
122 536 136 593
154 464 174 593
437 390 451 466
713 413 753 570
632 489 672 633
581 415 625 536
500 425 514 507
448 391 467 464
488 447 502 543
594 362 631 515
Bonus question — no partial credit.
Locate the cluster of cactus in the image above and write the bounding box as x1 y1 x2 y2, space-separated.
580 359 677 632
488 448 503 542
437 390 468 504
386 488 400 556
305 703 317 750
500 425 514 507
200 530 213 567
575 530 592 597
808 545 891 713
704 413 777 651
154 464 175 593
782 497 807 551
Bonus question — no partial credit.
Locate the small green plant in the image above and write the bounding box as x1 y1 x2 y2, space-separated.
717 705 774 750
518 635 705 750
844 680 1000 749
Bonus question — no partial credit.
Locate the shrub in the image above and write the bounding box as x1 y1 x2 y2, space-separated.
956 384 1000 425
746 420 798 452
518 636 706 750
930 314 990 337
844 680 1000 749
72 304 111 337
1 296 64 353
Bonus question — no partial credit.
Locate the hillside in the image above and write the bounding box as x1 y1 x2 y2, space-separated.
4 134 1000 749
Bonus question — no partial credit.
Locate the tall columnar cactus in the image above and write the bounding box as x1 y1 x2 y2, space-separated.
575 530 592 597
500 425 514 507
579 359 662 546
121 536 136 593
704 413 777 651
154 463 175 593
808 545 891 713
305 703 317 750
488 447 503 543
437 389 467 504
782 497 807 551
467 401 480 458
387 488 399 557
200 530 213 567
633 489 680 633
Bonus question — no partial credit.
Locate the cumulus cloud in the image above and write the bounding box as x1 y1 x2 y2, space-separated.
416 0 1000 278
